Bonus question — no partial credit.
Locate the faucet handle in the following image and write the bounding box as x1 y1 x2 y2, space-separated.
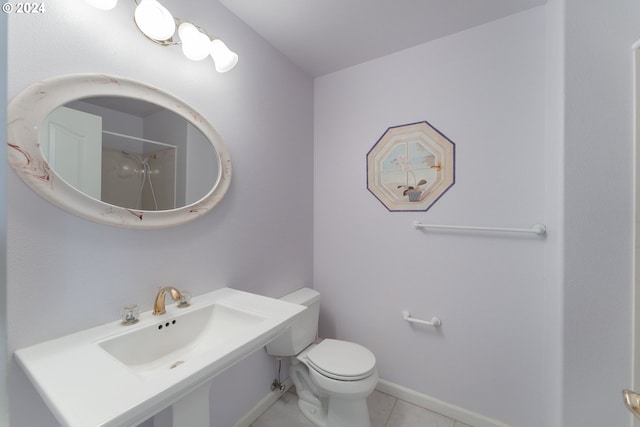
178 290 191 308
121 304 140 325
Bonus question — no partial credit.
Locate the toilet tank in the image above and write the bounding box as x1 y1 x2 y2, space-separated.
265 288 320 356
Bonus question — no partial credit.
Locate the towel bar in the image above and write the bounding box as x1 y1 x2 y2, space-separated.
402 310 441 327
413 221 546 236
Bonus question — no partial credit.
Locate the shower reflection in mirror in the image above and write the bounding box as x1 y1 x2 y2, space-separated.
119 149 162 211
106 137 176 211
38 96 218 211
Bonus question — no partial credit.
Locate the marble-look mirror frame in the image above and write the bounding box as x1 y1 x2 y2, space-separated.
8 74 232 229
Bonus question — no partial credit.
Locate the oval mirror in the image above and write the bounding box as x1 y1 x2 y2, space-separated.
7 74 231 229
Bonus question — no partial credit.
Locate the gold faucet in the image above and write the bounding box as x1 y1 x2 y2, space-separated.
153 286 190 315
623 389 640 421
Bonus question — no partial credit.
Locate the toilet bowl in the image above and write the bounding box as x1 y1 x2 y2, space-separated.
265 288 378 427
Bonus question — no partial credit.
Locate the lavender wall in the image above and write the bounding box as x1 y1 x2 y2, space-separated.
6 1 313 426
562 0 640 425
1 9 9 427
314 8 553 427
542 1 564 424
314 2 640 426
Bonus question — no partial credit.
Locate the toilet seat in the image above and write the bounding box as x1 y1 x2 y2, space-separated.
304 339 376 381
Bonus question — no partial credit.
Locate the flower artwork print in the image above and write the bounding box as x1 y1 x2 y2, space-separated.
367 121 455 211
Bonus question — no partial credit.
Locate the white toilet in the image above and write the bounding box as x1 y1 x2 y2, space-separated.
266 288 378 427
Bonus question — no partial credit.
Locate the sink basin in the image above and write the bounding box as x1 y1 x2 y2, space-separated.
98 303 266 379
14 287 306 427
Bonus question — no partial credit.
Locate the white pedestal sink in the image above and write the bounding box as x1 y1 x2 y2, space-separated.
14 288 306 427
172 381 212 427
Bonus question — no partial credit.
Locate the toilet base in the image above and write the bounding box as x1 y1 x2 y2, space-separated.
326 396 371 427
298 398 328 427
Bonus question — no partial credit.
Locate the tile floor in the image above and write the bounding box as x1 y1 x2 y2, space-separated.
250 389 472 427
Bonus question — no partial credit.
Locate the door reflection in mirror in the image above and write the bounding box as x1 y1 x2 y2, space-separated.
40 106 103 200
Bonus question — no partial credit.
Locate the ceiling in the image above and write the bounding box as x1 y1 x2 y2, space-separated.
81 96 165 118
218 0 547 77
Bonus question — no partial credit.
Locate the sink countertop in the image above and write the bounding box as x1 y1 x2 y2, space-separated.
14 287 306 427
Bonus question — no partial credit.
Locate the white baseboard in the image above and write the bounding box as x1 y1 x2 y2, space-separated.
231 378 294 427
232 376 512 427
375 379 513 427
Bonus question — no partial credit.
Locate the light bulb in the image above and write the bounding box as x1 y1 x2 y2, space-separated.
210 39 238 73
85 0 117 10
178 22 211 61
134 0 176 42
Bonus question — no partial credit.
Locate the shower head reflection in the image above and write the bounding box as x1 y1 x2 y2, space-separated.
121 150 158 210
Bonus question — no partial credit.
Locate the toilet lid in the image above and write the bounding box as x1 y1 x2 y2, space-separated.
304 339 376 381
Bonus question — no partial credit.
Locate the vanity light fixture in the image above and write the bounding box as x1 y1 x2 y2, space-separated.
85 0 239 72
134 0 176 42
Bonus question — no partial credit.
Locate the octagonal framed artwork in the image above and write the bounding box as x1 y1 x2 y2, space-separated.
367 121 455 212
